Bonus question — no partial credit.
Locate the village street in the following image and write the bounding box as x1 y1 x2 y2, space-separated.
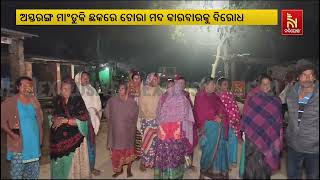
37 121 288 179
0 96 293 179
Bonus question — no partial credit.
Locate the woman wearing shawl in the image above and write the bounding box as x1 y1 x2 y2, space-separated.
138 72 163 170
241 74 283 179
127 70 143 160
176 76 197 169
105 82 139 178
194 77 229 179
154 83 194 179
74 71 102 176
50 78 90 179
217 78 242 169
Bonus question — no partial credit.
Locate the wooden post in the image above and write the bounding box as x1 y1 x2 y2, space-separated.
8 39 25 81
56 63 61 95
25 62 32 78
84 66 89 72
71 64 75 78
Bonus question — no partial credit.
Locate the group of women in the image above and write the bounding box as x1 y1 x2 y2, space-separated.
155 74 282 179
48 71 283 179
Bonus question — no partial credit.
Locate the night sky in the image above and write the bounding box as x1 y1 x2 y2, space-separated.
1 0 319 82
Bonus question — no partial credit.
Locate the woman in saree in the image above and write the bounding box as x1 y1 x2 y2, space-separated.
194 77 229 179
139 73 163 170
241 74 283 179
154 83 194 179
75 71 102 176
217 77 242 169
50 78 90 179
127 70 143 160
176 75 198 170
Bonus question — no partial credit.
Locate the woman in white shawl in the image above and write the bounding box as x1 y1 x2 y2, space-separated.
75 71 102 176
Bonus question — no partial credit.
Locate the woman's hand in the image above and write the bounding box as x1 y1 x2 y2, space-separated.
198 128 204 137
52 117 68 129
215 115 222 123
108 148 112 156
10 132 20 142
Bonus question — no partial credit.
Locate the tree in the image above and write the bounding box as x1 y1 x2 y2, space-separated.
158 0 278 78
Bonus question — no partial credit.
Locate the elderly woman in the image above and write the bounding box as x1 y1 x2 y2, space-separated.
105 82 139 178
194 77 229 179
217 77 242 169
154 83 194 179
241 74 283 179
50 78 90 179
75 71 102 176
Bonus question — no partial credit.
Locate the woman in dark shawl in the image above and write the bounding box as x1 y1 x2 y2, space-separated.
241 74 283 179
50 78 91 179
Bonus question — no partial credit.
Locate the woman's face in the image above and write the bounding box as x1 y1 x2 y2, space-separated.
150 76 159 87
18 79 33 96
167 81 174 89
133 75 141 82
81 73 90 86
61 83 72 99
260 78 272 93
119 85 127 96
205 81 216 93
177 79 186 90
220 80 229 92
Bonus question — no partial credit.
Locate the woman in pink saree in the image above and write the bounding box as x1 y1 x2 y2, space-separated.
217 78 242 169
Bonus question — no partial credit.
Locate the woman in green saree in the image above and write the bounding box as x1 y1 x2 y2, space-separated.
50 78 91 179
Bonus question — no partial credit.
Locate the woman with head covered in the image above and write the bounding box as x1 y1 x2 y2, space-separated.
154 83 194 179
50 78 91 179
74 71 102 176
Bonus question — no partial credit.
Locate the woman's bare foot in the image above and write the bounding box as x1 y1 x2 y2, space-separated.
112 169 123 178
127 170 133 177
127 163 133 177
92 169 101 176
189 165 196 171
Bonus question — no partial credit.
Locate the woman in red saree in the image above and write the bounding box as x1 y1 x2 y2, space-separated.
194 77 229 179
